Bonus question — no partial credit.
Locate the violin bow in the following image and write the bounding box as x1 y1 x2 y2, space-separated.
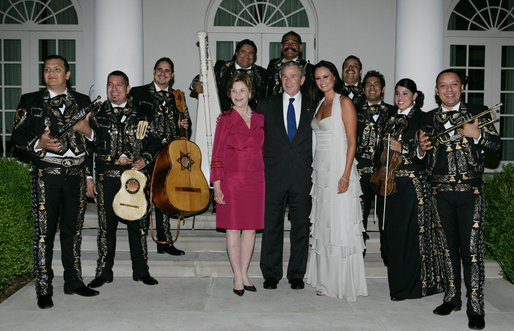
382 133 391 231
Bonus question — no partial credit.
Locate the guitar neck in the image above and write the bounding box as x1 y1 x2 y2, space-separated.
134 139 143 161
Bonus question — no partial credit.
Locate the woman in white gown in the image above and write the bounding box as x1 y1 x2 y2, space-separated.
306 61 368 301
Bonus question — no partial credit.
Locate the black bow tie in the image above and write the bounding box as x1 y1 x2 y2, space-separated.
113 106 131 116
49 94 67 108
344 85 361 95
367 104 382 116
437 110 461 125
154 90 171 104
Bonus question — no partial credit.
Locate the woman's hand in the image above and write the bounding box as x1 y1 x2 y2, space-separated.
213 180 225 204
338 176 349 194
389 138 402 152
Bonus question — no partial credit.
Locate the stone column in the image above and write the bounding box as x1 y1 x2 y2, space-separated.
395 0 444 110
93 0 144 99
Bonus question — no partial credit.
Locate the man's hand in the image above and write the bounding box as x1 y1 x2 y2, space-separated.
73 113 93 138
458 119 481 140
132 158 146 170
192 81 204 94
86 178 97 198
37 131 62 152
417 130 433 157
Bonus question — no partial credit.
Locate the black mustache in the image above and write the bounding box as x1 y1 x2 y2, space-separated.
283 47 298 52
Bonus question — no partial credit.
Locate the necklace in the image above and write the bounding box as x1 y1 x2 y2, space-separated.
238 108 252 121
323 98 333 106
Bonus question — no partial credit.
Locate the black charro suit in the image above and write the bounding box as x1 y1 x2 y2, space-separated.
258 93 313 283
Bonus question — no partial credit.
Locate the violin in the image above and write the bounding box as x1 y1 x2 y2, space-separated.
370 116 408 196
370 146 402 196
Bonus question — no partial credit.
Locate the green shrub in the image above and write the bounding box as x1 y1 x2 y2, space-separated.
0 157 33 289
484 163 514 283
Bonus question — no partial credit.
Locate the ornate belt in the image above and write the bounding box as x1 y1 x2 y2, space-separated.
41 156 84 167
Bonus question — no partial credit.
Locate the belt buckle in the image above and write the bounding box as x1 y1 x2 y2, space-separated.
61 158 74 167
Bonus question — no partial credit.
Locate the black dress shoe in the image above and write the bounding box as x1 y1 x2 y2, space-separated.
433 302 461 315
390 296 405 301
289 278 305 290
157 243 185 256
244 285 257 292
468 315 485 330
87 277 112 289
37 294 53 309
263 278 278 289
64 285 99 296
233 288 244 296
133 275 158 285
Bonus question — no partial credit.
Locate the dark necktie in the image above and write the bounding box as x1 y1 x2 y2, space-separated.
49 94 67 108
287 97 296 143
113 106 131 116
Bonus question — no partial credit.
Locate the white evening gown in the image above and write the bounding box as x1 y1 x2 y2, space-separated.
306 94 368 301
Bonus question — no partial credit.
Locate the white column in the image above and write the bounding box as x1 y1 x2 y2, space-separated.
395 0 444 110
93 0 144 99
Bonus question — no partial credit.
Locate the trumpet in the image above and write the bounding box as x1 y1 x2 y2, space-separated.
429 102 501 143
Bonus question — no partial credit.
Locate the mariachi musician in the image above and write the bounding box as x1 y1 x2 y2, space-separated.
418 69 500 330
131 57 190 256
12 54 99 309
86 70 161 289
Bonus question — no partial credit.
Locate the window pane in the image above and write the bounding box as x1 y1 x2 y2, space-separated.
501 93 514 114
5 88 21 109
450 45 466 66
39 40 56 61
5 111 15 133
4 40 21 61
39 63 45 86
501 70 514 90
468 69 484 90
4 64 21 85
59 40 76 61
502 46 514 67
69 63 76 86
216 41 233 62
502 140 514 161
468 93 483 105
469 45 485 66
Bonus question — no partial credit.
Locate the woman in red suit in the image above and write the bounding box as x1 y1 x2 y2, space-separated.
211 73 265 296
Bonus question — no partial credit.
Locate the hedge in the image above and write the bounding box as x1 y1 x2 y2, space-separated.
0 157 33 289
484 163 514 283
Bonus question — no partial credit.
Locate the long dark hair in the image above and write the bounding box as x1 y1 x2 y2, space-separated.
309 60 344 105
395 78 424 108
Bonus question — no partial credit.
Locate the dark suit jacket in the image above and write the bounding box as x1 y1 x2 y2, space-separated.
257 93 314 193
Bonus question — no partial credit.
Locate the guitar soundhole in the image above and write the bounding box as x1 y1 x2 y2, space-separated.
125 178 140 194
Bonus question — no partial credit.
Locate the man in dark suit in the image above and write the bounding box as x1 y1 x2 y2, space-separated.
130 57 190 256
418 69 500 330
266 31 313 97
258 61 313 290
191 39 268 112
12 54 99 309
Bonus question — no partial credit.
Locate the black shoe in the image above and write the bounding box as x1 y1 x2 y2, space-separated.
263 278 278 289
289 278 305 290
233 288 244 296
390 296 405 301
87 277 112 289
157 243 185 256
37 294 53 309
433 302 461 315
468 315 485 330
133 275 158 285
244 285 257 292
64 285 99 296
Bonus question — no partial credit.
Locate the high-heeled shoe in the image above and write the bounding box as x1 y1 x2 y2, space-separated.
233 288 244 296
243 285 257 292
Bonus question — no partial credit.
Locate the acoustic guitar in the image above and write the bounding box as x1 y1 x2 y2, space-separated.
113 121 149 221
152 90 210 218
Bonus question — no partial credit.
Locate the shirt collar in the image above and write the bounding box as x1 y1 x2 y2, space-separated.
154 82 168 92
442 102 460 112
